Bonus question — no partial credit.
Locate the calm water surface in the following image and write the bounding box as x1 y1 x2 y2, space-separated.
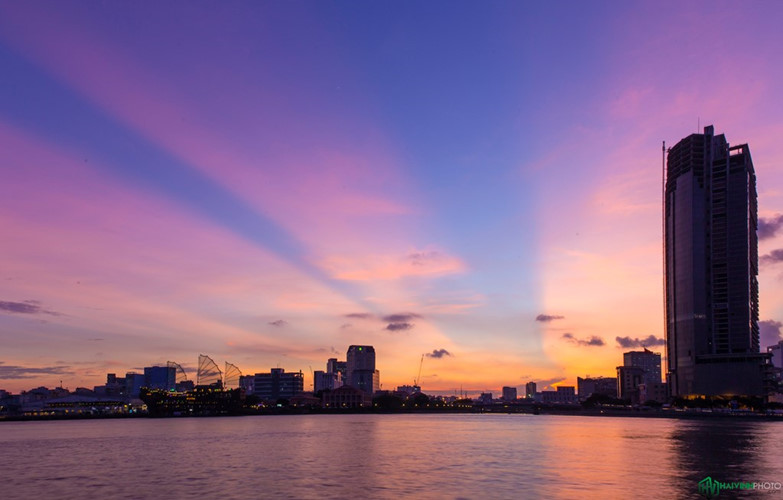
0 414 781 499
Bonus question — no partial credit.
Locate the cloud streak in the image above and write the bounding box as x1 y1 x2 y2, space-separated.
323 248 465 281
0 362 73 379
345 313 374 320
562 333 605 347
0 300 59 316
759 215 783 240
268 320 287 327
536 314 564 322
426 349 452 359
615 335 665 348
761 249 783 265
386 322 413 332
383 312 421 332
382 313 421 323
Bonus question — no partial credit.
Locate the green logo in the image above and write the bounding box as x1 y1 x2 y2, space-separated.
698 477 720 499
697 476 773 498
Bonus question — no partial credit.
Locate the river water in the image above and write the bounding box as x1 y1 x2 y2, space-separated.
0 414 780 499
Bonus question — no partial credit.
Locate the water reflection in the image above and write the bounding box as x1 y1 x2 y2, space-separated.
669 420 776 498
0 415 779 499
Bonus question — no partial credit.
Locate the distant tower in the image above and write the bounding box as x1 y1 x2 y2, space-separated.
665 126 767 397
346 345 380 395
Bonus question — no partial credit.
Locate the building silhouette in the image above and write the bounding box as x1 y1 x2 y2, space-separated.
616 366 645 402
326 358 347 380
313 370 341 393
577 376 617 401
665 126 767 397
623 349 661 386
143 366 175 392
537 386 576 404
251 368 304 401
346 345 380 395
314 357 345 393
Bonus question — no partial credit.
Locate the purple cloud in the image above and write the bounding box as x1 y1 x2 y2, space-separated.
562 332 605 347
615 335 666 348
382 313 421 323
0 300 59 316
345 313 374 319
386 322 413 332
0 362 73 379
761 249 783 265
759 320 783 349
758 215 783 240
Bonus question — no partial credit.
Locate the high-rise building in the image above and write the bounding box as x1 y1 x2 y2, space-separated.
501 386 517 401
665 126 768 397
768 341 783 403
125 372 145 398
525 381 537 399
623 349 661 386
346 345 380 395
144 366 175 392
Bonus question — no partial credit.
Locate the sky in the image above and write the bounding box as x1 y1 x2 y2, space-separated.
2 1 783 395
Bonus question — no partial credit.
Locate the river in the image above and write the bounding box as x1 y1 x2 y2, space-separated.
0 414 780 499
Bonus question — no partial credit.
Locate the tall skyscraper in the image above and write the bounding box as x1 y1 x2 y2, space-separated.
665 125 767 397
346 345 380 395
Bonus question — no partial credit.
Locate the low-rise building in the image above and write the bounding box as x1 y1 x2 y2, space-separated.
314 370 342 393
577 377 618 401
252 368 304 402
617 365 645 403
638 382 668 404
322 385 371 408
538 386 577 404
478 393 493 404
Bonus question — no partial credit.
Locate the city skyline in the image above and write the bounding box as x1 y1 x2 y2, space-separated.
3 3 783 394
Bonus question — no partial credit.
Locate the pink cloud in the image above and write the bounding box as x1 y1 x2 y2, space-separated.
0 119 363 351
321 248 466 281
0 5 422 259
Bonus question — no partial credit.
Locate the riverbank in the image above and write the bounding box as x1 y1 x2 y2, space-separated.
3 405 781 422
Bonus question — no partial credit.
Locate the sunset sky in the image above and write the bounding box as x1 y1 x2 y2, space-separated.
3 2 783 395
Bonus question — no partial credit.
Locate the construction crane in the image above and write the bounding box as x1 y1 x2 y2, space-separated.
414 354 424 388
